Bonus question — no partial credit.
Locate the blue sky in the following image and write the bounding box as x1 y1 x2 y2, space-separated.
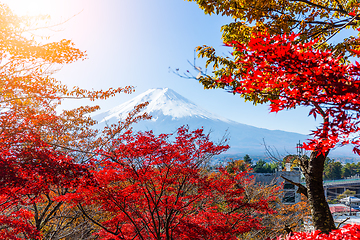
3 0 350 135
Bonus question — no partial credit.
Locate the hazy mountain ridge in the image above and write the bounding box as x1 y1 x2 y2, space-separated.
94 88 359 161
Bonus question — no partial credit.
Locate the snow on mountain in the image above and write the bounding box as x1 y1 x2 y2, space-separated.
94 88 357 161
99 88 231 123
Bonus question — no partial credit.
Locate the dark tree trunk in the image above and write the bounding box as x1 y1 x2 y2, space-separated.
300 150 336 233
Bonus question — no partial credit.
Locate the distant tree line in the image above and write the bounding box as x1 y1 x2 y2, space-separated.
230 154 358 180
226 155 279 174
220 154 360 180
323 158 360 180
250 155 360 180
252 159 278 173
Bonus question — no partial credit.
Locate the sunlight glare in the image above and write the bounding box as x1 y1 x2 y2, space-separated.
1 0 68 19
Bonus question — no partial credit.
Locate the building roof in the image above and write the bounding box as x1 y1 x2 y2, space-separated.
329 204 359 213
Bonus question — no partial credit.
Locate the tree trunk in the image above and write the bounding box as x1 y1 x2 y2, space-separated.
301 150 336 233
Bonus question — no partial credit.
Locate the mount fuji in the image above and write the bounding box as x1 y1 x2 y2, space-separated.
94 88 355 161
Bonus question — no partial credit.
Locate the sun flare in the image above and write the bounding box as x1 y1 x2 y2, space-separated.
1 0 66 18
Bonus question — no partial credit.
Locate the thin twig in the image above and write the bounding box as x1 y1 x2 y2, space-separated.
316 13 360 48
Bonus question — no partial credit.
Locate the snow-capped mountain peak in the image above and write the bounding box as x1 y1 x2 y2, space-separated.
99 88 231 123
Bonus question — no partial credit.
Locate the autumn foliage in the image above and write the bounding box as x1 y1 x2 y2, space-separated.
213 32 360 154
184 0 360 236
0 3 134 239
59 126 276 240
7 0 360 238
0 135 87 239
275 224 360 240
204 31 360 232
0 3 279 237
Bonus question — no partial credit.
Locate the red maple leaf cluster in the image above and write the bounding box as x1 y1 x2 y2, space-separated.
274 224 360 239
220 32 360 155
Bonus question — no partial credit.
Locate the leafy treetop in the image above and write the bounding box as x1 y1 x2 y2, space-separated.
188 0 360 59
211 32 360 155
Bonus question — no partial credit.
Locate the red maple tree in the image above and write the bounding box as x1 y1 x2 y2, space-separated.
62 126 277 240
211 32 360 232
0 111 90 239
221 33 360 154
0 3 135 238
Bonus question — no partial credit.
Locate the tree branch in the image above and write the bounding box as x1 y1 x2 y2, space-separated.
289 0 347 15
336 217 349 229
281 175 308 199
316 13 360 48
77 204 120 237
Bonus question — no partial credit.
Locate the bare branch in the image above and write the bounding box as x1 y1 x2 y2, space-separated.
289 0 347 15
336 217 350 229
316 13 360 49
